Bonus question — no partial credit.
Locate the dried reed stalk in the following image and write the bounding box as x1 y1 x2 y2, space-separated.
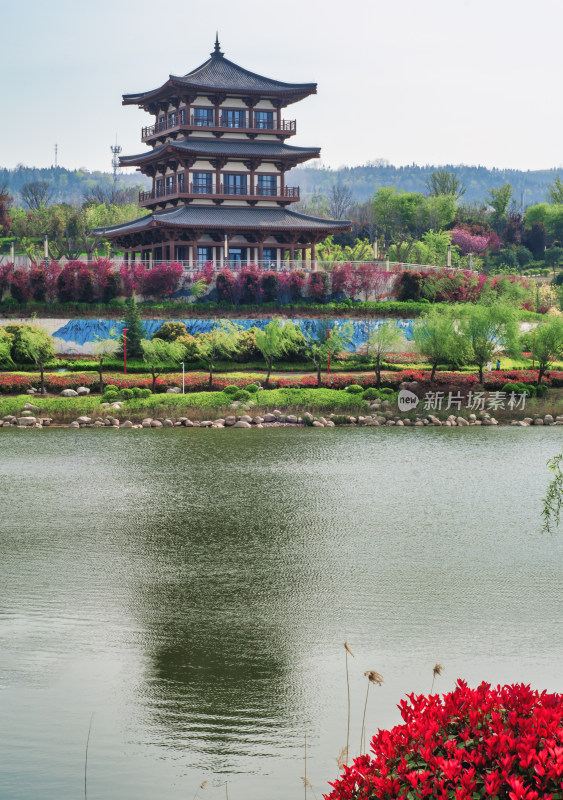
360 671 383 754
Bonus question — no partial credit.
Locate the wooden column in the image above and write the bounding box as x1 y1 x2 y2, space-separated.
258 241 264 268
280 168 285 195
311 243 317 271
277 106 281 128
289 243 295 269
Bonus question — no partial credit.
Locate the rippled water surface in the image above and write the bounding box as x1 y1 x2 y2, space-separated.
1 427 562 800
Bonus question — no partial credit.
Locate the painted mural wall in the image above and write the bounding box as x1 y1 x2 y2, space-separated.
0 318 417 355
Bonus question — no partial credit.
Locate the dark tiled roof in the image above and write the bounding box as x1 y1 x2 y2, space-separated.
120 138 320 166
97 205 350 236
123 42 316 103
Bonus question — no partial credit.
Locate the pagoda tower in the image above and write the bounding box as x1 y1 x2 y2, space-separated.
99 37 350 269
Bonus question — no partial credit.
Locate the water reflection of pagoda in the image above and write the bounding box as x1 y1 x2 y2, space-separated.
100 37 350 269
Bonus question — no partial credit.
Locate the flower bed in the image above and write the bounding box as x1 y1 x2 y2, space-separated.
0 367 557 395
327 680 563 800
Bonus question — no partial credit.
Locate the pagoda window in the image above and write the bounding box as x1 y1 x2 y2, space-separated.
177 173 185 193
175 245 187 262
155 178 164 198
153 247 162 262
222 109 246 128
227 247 247 266
157 115 166 132
223 174 247 196
192 172 213 194
166 175 175 195
254 111 274 130
257 175 277 196
263 248 277 267
179 108 186 125
197 246 213 265
168 111 177 128
193 108 214 127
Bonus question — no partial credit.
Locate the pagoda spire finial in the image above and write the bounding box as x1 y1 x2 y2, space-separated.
212 32 223 57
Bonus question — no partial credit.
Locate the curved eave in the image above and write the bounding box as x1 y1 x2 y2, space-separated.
123 77 316 107
96 213 351 239
119 144 321 169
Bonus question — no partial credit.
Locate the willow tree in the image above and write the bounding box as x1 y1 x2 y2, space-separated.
368 322 405 387
194 320 242 389
254 319 303 387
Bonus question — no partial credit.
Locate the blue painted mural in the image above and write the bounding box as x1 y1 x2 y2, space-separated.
53 318 416 351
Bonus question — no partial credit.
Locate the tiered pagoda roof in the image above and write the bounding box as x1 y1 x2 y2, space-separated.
123 37 317 109
101 205 349 237
120 138 320 169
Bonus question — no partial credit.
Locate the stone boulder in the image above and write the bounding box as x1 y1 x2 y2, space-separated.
76 387 90 396
24 403 40 411
17 416 36 426
76 416 92 424
60 389 78 397
166 387 181 393
120 420 133 428
533 418 544 426
456 417 469 426
544 414 555 425
263 413 276 423
239 415 253 423
69 421 80 428
151 420 163 428
163 419 174 427
141 418 153 428
224 416 236 426
233 420 251 428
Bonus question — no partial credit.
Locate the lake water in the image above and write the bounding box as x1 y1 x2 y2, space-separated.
1 427 562 800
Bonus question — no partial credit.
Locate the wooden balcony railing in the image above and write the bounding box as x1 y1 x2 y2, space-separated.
139 183 300 204
141 115 296 141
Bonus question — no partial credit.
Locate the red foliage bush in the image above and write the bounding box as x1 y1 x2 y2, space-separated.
326 680 563 800
142 261 183 298
309 271 330 301
238 265 262 304
216 268 237 303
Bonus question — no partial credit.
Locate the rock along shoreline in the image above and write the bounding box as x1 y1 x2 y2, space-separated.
3 402 563 430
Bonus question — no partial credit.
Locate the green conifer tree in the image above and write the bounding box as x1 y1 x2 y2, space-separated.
119 298 145 359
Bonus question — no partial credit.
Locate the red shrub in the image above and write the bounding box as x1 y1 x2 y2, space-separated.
216 268 237 303
326 680 563 800
238 265 262 303
143 261 183 299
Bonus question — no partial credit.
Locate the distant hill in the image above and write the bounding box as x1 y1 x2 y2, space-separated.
0 165 150 206
2 162 561 208
289 163 563 207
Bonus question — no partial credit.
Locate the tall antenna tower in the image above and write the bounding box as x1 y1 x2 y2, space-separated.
110 137 122 189
54 143 58 168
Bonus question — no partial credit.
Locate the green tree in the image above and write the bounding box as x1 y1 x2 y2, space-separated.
17 324 56 395
372 188 456 260
119 298 145 359
367 322 405 387
152 321 188 342
486 184 513 229
0 329 14 368
532 317 563 384
93 334 119 394
141 338 184 392
458 304 519 382
425 169 466 200
412 310 463 382
254 319 303 387
302 321 354 386
195 320 242 389
547 176 563 204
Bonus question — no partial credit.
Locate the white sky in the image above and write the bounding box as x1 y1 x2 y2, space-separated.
2 0 563 173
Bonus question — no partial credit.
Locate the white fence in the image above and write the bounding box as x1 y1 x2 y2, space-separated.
0 256 468 275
